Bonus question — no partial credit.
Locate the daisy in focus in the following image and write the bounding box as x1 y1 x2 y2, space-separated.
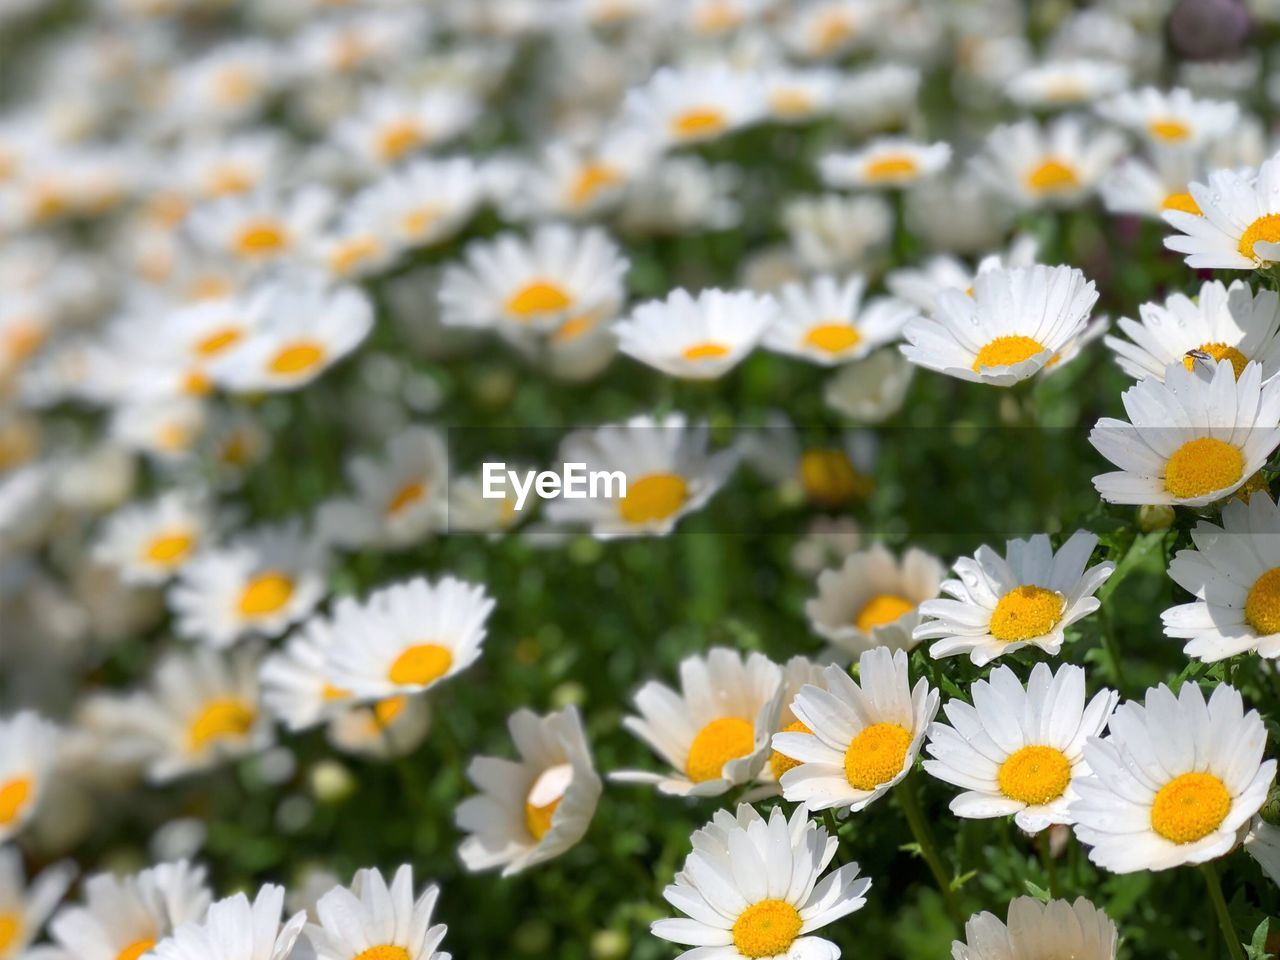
305 866 448 960
763 275 915 366
1164 151 1280 270
952 896 1118 960
153 885 305 960
615 288 777 379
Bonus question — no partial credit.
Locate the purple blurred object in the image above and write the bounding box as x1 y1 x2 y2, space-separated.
1169 0 1251 60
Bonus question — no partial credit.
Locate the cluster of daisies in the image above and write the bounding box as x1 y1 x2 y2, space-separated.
10 0 1280 957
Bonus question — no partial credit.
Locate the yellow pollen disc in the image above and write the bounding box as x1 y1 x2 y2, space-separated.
1238 214 1280 262
321 683 350 701
997 745 1072 805
1148 118 1192 142
330 235 381 275
209 168 253 197
731 899 803 959
1162 191 1201 216
386 480 426 516
524 795 561 841
972 335 1046 371
183 369 212 396
188 698 255 752
670 108 727 139
1024 158 1079 194
353 945 410 960
4 322 44 363
799 448 871 506
214 68 255 106
237 571 295 618
1182 342 1248 378
401 206 439 237
552 315 595 343
1163 437 1244 500
843 722 911 790
569 163 621 207
855 593 914 633
387 643 453 686
376 121 423 162
373 696 406 727
115 938 157 960
0 913 22 955
1236 471 1271 503
0 777 32 826
803 322 862 355
685 717 756 783
815 13 854 52
618 472 688 525
864 154 919 182
681 341 731 362
142 531 194 567
695 1 739 32
269 340 327 376
770 720 810 780
1150 771 1231 844
233 220 287 256
989 585 1064 642
770 90 815 116
507 281 573 318
1246 567 1280 635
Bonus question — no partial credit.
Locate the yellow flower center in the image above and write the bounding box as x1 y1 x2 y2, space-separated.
213 67 256 106
1148 118 1192 142
552 315 596 343
997 745 1072 805
618 472 688 525
329 235 381 275
1162 191 1201 216
507 281 573 318
1024 158 1079 194
116 938 157 960
803 322 862 355
972 335 1046 371
0 776 32 826
321 683 350 701
1182 342 1248 378
188 698 256 752
799 448 872 506
376 121 423 162
855 593 914 633
989 585 1064 642
770 720 810 779
815 12 854 52
569 163 621 207
523 763 572 841
681 340 730 362
4 322 44 363
524 794 561 841
1163 437 1243 500
670 108 727 139
1237 214 1280 262
731 900 803 959
864 154 919 182
183 369 213 396
769 90 815 117
387 643 453 686
269 340 327 376
685 716 756 783
0 913 22 955
233 219 287 257
386 481 426 516
353 946 410 960
237 571 295 618
1150 772 1231 844
694 0 739 32
843 722 912 790
142 531 194 567
373 696 406 728
208 167 254 197
1246 567 1280 635
401 206 440 237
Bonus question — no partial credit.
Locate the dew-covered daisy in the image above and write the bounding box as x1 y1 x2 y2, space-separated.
1104 279 1280 382
305 866 447 960
186 189 334 267
952 897 1118 960
93 490 212 586
974 117 1125 208
1097 86 1238 150
439 225 627 335
169 520 328 648
805 544 945 657
763 275 914 366
0 849 75 960
819 138 951 190
773 647 938 813
900 264 1099 386
456 705 601 876
652 803 870 960
0 711 62 844
615 288 777 380
1164 151 1280 269
49 861 212 960
544 414 738 538
1070 681 1275 872
317 427 449 551
624 65 765 148
1163 493 1280 661
914 531 1114 665
153 885 305 960
1089 359 1280 506
1007 59 1128 109
613 648 784 797
924 663 1118 832
332 87 479 171
323 576 495 702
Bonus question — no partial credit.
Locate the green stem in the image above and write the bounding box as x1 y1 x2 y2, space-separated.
1038 829 1057 899
897 772 964 930
1200 862 1245 960
820 808 845 863
1099 604 1130 697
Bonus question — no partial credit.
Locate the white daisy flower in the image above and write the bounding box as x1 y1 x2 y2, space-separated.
260 606 358 734
615 288 777 380
652 803 870 960
624 65 766 149
1070 682 1276 872
305 866 448 960
1089 358 1280 506
1097 86 1238 149
1244 817 1280 888
1105 279 1280 382
187 189 334 267
764 275 914 366
900 264 1099 386
773 647 938 813
350 159 485 251
782 193 892 272
49 861 212 960
761 656 828 788
323 575 495 702
886 236 1040 314
109 398 207 464
819 138 952 190
914 531 1115 665
93 490 212 586
823 348 916 424
169 520 328 648
805 544 945 657
613 648 785 797
324 696 432 761
0 711 62 845
0 849 75 960
177 133 289 202
1164 151 1280 269
1163 493 1280 661
974 116 1126 208
165 42 280 128
333 87 479 170
544 414 738 538
952 897 1118 960
153 886 305 960
456 705 601 876
924 663 1119 832
763 69 840 124
498 133 656 220
1007 59 1129 109
1099 152 1203 221
781 0 873 59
